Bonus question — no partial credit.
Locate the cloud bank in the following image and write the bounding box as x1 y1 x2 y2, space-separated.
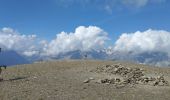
1 27 170 58
1 26 170 67
43 26 108 56
0 27 40 56
114 29 170 56
0 26 108 57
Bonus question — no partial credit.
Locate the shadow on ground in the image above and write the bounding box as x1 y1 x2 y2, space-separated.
0 76 28 82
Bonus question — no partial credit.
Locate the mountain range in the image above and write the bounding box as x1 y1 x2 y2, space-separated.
0 49 170 67
0 50 30 66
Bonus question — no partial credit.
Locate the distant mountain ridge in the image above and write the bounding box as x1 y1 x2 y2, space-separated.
0 50 30 66
44 49 170 67
0 49 170 67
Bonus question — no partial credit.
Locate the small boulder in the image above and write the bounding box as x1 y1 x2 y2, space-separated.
0 78 3 82
96 79 102 84
83 79 90 83
89 77 94 80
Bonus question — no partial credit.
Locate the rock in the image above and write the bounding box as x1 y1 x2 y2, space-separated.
110 78 115 84
149 77 156 81
33 76 37 79
157 76 161 79
153 81 159 86
83 77 95 83
0 78 3 82
105 83 110 85
114 68 118 72
115 83 126 89
96 79 102 84
158 81 165 86
143 77 149 83
101 79 109 83
115 78 121 82
89 77 94 80
99 78 115 84
83 79 90 83
106 65 111 68
114 64 120 68
157 75 165 81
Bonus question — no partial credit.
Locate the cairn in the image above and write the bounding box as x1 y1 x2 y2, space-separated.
89 64 169 87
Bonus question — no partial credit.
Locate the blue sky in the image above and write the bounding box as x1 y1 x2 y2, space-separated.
0 0 170 43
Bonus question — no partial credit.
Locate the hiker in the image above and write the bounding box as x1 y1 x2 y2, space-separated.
0 48 6 74
83 54 88 60
0 65 7 74
0 65 7 81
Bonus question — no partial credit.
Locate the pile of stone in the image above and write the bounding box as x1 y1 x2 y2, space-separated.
96 78 121 84
140 75 169 86
90 64 169 87
95 64 143 76
95 78 128 88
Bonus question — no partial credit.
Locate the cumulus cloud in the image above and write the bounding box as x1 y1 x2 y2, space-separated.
0 26 108 57
43 26 108 56
0 27 40 56
2 25 170 67
114 29 170 56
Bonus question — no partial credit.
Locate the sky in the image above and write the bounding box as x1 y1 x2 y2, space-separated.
0 0 170 40
0 0 170 57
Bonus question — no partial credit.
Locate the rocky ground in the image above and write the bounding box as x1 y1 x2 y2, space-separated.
0 60 170 100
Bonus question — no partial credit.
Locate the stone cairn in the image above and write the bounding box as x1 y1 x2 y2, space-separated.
86 64 169 88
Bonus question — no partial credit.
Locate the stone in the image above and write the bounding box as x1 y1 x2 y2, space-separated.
83 79 90 83
158 81 165 86
115 78 121 82
106 65 111 68
110 78 115 84
105 83 110 85
101 79 109 83
114 64 120 68
89 77 95 80
96 79 102 84
33 76 37 79
0 78 3 82
114 68 118 72
153 81 159 86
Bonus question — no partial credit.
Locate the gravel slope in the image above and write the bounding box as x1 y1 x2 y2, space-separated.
0 60 170 100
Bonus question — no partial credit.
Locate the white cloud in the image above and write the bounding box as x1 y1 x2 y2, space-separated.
0 27 40 56
0 26 108 57
114 29 170 55
43 26 108 56
2 26 170 65
2 27 14 33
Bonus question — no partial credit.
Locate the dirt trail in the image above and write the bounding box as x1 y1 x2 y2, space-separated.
0 60 170 100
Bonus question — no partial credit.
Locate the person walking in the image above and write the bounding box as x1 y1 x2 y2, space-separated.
0 48 7 81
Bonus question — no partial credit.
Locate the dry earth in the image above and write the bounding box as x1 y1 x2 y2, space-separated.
0 60 170 100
